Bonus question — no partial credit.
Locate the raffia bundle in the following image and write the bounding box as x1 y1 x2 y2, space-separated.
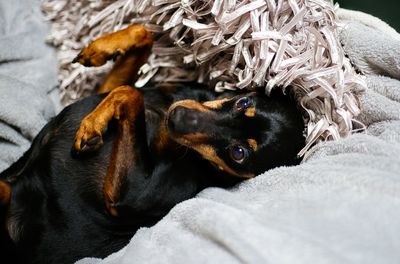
42 0 366 156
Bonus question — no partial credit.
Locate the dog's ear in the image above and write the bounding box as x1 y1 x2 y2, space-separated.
0 181 11 207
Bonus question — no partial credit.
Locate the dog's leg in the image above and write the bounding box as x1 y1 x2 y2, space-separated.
74 85 142 152
99 48 151 93
74 85 149 216
73 24 153 93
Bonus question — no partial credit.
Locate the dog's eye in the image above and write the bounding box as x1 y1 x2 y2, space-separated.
235 97 252 110
229 145 247 163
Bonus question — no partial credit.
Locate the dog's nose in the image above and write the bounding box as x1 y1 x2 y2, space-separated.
168 106 200 134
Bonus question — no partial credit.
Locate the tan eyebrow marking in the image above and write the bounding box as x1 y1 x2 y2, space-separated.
248 139 258 151
202 97 232 109
245 107 256 117
168 100 208 113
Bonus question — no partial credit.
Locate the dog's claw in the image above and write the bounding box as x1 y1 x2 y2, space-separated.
83 59 93 67
86 136 102 146
72 44 116 67
72 135 104 156
110 51 121 61
82 136 103 151
72 53 82 63
73 114 107 156
77 134 103 150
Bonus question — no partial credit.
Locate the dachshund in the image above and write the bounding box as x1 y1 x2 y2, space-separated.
0 25 305 264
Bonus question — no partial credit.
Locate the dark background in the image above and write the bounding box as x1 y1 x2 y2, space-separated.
335 0 400 31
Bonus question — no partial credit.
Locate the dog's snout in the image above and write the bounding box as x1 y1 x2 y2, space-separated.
172 106 198 125
168 106 201 134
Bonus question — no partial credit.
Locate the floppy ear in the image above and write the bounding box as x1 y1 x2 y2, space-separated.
0 181 11 207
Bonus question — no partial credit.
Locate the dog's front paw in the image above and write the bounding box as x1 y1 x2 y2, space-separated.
72 43 122 67
73 115 106 154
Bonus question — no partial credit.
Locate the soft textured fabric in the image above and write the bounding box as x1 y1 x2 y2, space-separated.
77 12 400 264
1 2 399 262
41 0 366 156
0 0 58 172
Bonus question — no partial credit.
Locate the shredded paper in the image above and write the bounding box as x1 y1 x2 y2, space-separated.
42 0 366 156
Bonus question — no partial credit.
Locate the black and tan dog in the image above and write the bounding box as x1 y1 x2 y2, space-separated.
0 25 305 263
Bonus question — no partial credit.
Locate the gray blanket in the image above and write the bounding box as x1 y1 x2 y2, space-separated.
1 2 400 263
0 0 58 172
78 13 400 264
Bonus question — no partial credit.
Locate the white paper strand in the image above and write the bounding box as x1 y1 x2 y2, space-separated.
42 0 366 156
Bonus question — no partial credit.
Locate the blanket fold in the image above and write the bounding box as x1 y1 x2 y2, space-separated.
0 0 58 172
339 21 400 79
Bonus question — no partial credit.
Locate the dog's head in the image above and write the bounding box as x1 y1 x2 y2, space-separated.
166 90 305 178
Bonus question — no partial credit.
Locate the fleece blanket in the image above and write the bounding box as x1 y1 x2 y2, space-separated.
77 11 400 264
0 0 58 172
1 1 400 263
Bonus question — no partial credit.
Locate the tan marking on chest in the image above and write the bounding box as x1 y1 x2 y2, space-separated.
0 181 11 206
155 125 171 152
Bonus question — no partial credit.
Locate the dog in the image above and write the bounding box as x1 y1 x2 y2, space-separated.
0 25 305 263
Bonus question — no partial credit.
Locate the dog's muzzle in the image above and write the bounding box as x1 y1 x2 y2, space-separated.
167 106 206 135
